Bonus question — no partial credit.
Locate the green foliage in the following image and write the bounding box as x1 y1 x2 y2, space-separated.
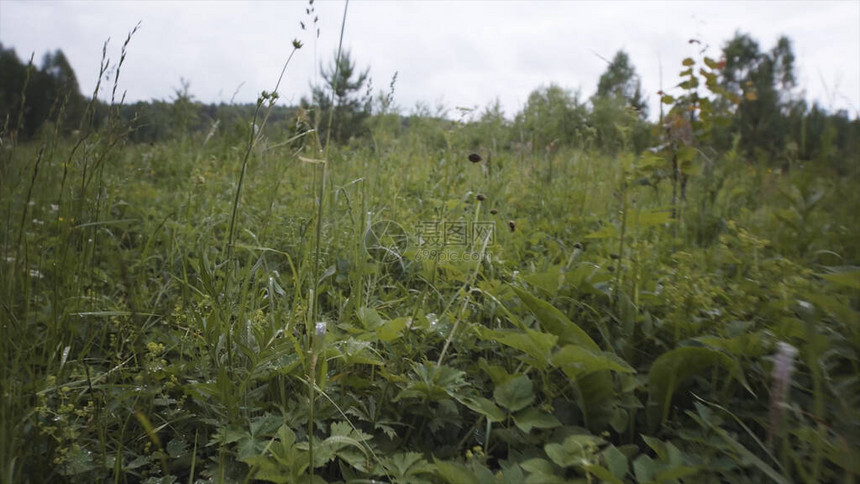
596 50 648 118
1 29 859 484
0 43 86 139
646 346 748 429
305 49 371 144
513 84 588 151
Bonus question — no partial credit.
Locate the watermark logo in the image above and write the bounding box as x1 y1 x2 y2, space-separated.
415 221 495 247
364 220 408 263
364 219 496 262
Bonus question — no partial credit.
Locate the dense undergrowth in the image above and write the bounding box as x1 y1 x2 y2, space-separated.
2 22 859 484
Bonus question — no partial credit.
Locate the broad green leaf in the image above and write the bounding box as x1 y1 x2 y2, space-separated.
682 57 695 66
511 286 599 351
631 209 674 229
244 456 290 483
544 340 626 431
493 375 535 412
520 458 556 476
500 463 525 484
309 423 373 470
584 224 618 239
250 415 283 437
647 347 748 429
522 267 563 297
676 145 697 164
524 472 567 484
804 293 860 330
513 407 561 433
479 327 557 370
654 466 701 482
679 78 699 89
603 445 629 481
576 371 617 431
340 338 385 366
632 454 656 483
397 364 467 402
385 452 432 479
378 316 408 342
165 439 186 458
433 459 480 484
457 395 506 422
59 444 96 476
585 464 624 484
479 358 511 385
356 307 383 330
819 270 860 289
688 403 789 484
696 332 768 358
550 344 634 378
641 435 669 461
544 434 604 468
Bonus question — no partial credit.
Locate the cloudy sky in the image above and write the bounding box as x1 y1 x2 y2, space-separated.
1 1 858 120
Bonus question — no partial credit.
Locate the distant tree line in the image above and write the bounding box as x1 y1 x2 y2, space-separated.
0 42 298 145
0 42 85 139
1 32 857 172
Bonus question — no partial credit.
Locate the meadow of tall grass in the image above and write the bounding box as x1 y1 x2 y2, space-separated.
1 16 859 484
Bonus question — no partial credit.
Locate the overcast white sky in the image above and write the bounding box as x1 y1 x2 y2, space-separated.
1 0 858 120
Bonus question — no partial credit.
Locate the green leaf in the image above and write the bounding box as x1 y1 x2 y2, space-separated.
804 293 860 330
522 266 563 297
315 435 369 468
544 434 604 468
678 78 699 90
676 145 697 164
641 435 669 461
479 327 557 370
661 94 675 105
550 344 634 379
632 454 656 483
585 464 624 484
654 465 702 482
584 224 618 240
494 375 535 412
548 344 628 432
520 458 556 476
688 403 789 484
166 439 187 458
513 407 561 433
630 209 674 229
397 363 467 402
500 464 526 484
524 472 566 484
457 395 506 423
603 445 629 480
479 358 511 385
433 459 480 484
250 415 283 437
682 57 695 66
647 347 748 429
244 456 291 483
385 452 432 479
576 371 617 432
378 316 408 342
356 307 383 330
819 270 860 289
511 286 599 351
